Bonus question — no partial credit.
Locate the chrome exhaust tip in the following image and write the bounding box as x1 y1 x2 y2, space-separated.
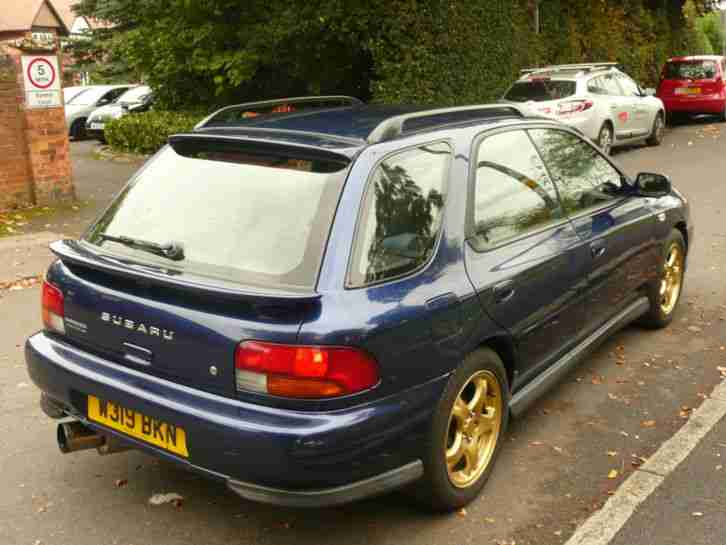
57 421 104 454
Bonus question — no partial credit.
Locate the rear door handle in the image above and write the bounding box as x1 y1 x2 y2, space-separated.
492 281 516 304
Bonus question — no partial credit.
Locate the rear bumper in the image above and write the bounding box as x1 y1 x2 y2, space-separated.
26 332 444 505
659 95 725 114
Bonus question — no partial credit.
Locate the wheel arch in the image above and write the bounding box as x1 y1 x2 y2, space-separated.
479 335 517 388
674 220 689 253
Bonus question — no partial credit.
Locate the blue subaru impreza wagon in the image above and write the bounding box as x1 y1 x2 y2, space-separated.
26 96 692 511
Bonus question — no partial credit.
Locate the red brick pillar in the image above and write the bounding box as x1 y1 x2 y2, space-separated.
0 36 74 210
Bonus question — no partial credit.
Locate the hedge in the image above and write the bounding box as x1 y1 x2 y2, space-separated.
105 111 202 154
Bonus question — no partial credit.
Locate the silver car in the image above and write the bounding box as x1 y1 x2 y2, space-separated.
64 85 132 140
502 63 666 154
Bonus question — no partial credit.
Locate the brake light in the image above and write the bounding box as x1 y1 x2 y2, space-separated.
41 280 65 334
235 341 379 399
557 100 594 116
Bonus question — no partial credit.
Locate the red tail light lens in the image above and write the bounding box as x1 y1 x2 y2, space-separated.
235 341 379 399
42 280 65 334
557 99 594 116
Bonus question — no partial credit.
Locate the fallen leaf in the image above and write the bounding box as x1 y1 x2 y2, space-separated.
529 440 544 447
607 451 619 457
641 420 656 428
608 393 619 401
608 469 618 479
457 507 467 517
149 492 184 506
692 511 703 517
114 479 128 488
591 375 603 385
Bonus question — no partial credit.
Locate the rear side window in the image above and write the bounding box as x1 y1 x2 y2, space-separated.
472 130 563 249
348 143 450 287
504 80 576 102
86 140 350 290
664 61 719 80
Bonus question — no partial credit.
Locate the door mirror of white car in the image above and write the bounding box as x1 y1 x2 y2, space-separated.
635 172 671 197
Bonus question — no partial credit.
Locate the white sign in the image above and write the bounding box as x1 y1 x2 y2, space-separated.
21 55 62 109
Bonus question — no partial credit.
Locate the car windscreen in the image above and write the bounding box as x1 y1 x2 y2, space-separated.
66 87 110 106
504 80 577 102
84 140 350 289
664 60 719 80
117 86 151 104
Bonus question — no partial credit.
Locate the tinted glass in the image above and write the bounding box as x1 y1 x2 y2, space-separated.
664 60 719 80
617 75 641 97
349 143 450 287
530 129 625 215
86 141 350 289
504 80 576 102
102 87 128 103
473 130 563 248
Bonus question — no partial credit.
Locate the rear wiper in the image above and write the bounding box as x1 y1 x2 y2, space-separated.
98 234 185 261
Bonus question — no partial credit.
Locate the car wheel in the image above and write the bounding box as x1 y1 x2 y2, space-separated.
719 103 726 123
70 119 86 140
597 123 614 155
647 112 665 146
639 229 686 329
413 348 510 512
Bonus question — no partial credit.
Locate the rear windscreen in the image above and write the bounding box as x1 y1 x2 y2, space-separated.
664 61 719 80
504 80 576 102
85 140 350 289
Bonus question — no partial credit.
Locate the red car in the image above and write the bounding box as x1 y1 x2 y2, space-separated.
657 55 726 122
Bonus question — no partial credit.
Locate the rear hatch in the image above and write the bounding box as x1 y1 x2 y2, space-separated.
502 78 579 117
658 59 722 97
51 135 352 398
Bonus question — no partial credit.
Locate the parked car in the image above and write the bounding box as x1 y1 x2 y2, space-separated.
502 63 666 155
85 85 153 141
64 85 132 140
657 55 726 122
27 97 692 512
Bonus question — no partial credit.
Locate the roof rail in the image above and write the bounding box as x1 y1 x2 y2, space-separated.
521 62 619 75
367 104 524 144
196 95 363 129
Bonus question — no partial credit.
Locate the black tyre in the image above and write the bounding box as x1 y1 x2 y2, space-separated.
719 102 726 123
597 123 614 155
413 348 510 512
70 119 86 140
646 112 665 146
639 229 686 329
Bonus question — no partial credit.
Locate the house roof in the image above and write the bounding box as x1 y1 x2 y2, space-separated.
0 0 70 35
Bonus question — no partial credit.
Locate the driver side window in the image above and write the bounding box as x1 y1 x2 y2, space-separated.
472 130 563 249
529 129 625 215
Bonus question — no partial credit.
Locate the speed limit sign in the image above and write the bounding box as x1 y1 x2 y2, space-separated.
21 55 61 109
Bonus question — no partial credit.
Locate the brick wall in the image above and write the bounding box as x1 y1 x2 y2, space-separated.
0 49 33 209
0 37 74 211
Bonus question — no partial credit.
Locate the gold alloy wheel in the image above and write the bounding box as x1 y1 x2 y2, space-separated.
660 242 684 315
445 370 503 488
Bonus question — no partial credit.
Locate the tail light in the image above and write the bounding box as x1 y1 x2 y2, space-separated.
235 341 379 399
42 280 65 334
557 100 594 116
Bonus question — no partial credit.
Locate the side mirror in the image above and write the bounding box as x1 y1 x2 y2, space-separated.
635 172 671 197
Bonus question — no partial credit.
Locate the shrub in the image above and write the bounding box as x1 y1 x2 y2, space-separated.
105 111 203 155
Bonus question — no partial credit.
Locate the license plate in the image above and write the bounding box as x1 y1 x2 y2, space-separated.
87 395 189 457
675 87 701 95
90 122 105 130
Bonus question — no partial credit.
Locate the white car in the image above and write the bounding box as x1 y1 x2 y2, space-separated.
85 85 153 141
502 63 666 154
64 85 132 139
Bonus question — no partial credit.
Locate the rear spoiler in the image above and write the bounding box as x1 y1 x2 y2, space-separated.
50 240 322 305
